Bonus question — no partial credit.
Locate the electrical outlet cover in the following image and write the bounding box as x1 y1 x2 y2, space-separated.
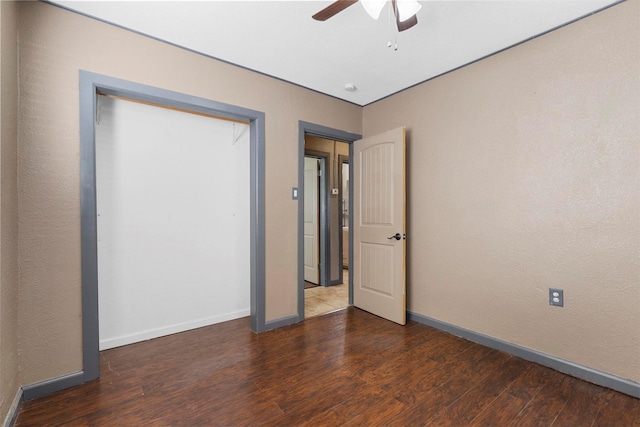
549 288 564 307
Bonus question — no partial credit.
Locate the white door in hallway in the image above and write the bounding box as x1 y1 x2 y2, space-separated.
353 127 406 325
304 157 320 284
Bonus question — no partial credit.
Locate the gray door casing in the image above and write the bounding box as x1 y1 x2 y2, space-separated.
21 71 267 401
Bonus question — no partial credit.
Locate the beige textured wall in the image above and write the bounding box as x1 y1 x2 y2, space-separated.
363 0 639 382
15 0 639 393
17 2 361 386
0 0 20 421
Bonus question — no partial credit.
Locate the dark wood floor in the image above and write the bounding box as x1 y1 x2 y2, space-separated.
16 307 639 426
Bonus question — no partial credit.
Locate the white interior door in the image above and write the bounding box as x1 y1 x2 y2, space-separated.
353 127 406 325
304 157 320 284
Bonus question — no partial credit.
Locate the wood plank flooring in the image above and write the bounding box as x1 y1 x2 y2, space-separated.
15 308 640 426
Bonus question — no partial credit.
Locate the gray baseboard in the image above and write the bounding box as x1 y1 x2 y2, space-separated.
2 387 22 427
21 371 88 401
20 314 300 402
16 311 638 409
408 311 640 399
262 314 300 332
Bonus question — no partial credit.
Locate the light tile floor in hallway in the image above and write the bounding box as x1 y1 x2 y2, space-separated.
304 270 349 318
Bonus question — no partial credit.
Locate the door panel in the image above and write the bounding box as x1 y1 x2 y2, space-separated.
304 157 320 284
353 127 406 325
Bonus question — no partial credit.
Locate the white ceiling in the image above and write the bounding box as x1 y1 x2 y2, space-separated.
50 0 620 106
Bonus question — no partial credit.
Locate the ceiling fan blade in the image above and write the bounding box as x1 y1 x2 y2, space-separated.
397 14 418 32
391 0 418 32
312 0 359 21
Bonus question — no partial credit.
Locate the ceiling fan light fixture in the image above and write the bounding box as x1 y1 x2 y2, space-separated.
396 0 422 22
361 0 386 20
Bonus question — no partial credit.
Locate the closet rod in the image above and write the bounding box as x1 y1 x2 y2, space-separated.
97 93 250 125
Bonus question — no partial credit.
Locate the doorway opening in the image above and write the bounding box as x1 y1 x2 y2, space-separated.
74 71 266 395
298 122 361 321
95 94 251 350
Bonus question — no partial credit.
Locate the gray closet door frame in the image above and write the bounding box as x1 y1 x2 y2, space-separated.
23 71 267 400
